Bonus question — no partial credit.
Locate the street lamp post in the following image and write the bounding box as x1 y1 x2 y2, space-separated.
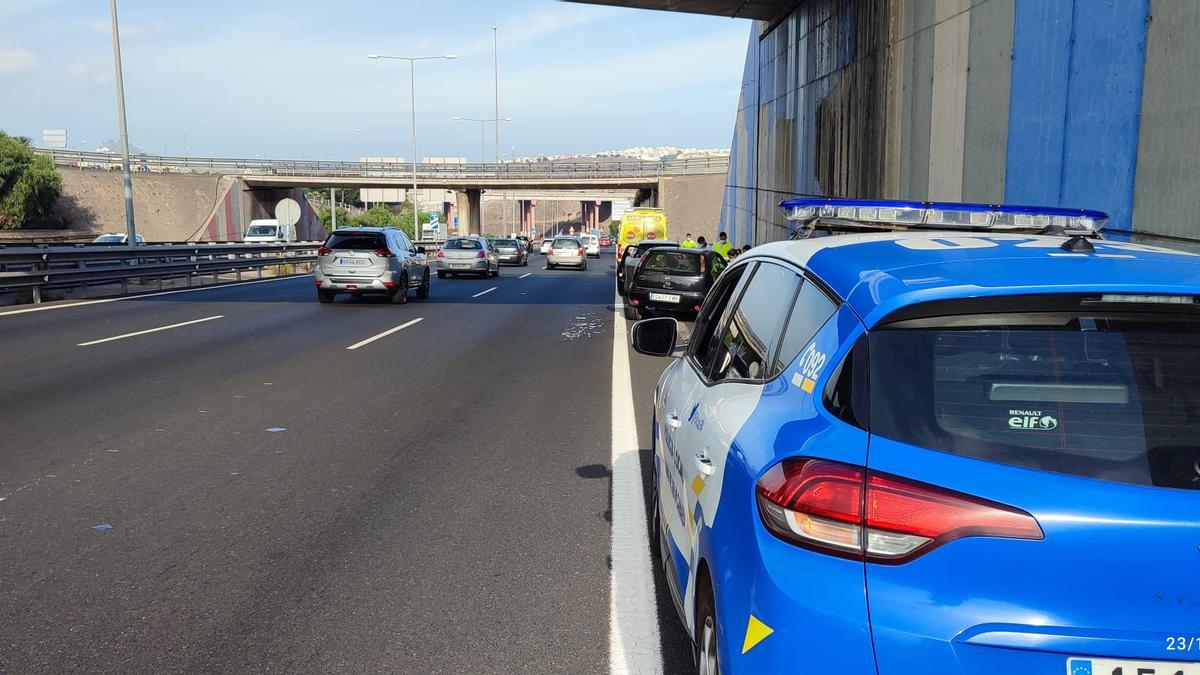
107 0 137 245
450 116 511 164
369 53 456 243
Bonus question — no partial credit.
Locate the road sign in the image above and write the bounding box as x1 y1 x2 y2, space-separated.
274 198 301 226
429 212 439 224
42 129 67 149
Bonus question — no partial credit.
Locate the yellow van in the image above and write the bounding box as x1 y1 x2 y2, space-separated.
616 207 668 258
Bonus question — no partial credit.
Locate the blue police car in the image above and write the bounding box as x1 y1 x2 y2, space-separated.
631 199 1200 675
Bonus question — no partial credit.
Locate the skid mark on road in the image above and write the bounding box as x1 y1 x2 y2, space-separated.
610 290 663 674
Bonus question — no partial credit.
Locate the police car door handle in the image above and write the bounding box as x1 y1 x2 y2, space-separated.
694 451 716 476
666 412 682 428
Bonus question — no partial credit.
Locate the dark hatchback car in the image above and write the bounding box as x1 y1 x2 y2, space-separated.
494 238 529 266
616 240 679 297
625 247 726 320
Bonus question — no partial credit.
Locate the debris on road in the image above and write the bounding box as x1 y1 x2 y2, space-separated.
92 524 113 532
266 427 286 433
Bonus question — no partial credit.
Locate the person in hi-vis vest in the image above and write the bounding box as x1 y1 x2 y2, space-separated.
713 231 732 259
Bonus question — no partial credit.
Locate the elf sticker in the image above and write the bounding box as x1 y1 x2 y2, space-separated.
1008 409 1058 431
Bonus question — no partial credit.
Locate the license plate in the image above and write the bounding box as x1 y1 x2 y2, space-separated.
1067 657 1200 675
649 292 681 303
338 258 369 266
449 263 471 268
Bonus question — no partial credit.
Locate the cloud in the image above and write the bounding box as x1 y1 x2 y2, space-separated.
0 48 34 74
67 62 111 87
87 17 171 38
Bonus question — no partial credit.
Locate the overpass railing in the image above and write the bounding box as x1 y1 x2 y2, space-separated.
39 149 730 180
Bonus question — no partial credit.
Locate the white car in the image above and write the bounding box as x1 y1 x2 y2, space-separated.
540 239 554 255
92 233 145 245
580 234 600 257
243 219 297 243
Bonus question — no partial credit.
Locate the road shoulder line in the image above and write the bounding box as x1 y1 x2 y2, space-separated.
610 290 663 674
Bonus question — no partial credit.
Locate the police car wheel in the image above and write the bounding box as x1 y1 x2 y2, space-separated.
696 585 720 675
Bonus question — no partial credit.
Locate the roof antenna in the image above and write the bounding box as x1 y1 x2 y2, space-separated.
1060 235 1095 253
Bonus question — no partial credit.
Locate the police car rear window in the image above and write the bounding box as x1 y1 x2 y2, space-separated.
868 313 1200 490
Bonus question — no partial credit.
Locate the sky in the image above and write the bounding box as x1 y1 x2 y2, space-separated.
0 0 751 161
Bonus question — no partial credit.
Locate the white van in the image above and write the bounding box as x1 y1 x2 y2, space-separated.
243 219 296 243
579 233 600 258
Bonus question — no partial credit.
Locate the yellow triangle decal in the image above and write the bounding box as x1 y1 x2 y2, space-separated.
691 474 705 497
741 615 773 654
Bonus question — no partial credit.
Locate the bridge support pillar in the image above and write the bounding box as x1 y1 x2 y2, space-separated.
443 201 456 236
519 200 536 235
457 189 482 235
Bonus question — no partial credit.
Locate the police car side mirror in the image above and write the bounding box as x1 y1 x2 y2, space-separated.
630 317 683 357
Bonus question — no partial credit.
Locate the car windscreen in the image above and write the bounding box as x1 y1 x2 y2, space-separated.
94 235 123 243
246 225 278 236
868 311 1200 490
325 232 385 250
444 239 482 250
552 239 579 249
641 251 700 274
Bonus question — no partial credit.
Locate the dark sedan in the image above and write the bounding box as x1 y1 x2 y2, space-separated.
625 247 726 320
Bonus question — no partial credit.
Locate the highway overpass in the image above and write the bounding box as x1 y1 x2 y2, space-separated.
41 149 727 239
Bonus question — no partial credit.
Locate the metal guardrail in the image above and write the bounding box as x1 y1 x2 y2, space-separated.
0 241 323 303
39 149 730 180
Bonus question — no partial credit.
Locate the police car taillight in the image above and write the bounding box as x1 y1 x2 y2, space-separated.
756 458 1043 563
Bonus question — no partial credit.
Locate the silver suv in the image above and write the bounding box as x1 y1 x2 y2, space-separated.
315 227 429 304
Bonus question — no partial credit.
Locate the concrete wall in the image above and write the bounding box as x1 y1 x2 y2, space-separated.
659 173 726 240
720 0 1193 243
1133 1 1200 238
55 169 229 242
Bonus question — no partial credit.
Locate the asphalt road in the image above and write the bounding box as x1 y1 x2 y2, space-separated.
0 251 693 673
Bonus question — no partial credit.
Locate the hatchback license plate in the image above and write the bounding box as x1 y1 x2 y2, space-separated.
649 292 681 303
449 263 471 268
338 258 369 266
1067 657 1200 674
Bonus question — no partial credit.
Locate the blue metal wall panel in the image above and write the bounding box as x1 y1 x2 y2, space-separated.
1006 0 1149 232
1059 0 1149 233
1004 0 1073 206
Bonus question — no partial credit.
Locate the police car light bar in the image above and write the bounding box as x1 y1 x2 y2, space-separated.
779 198 1108 236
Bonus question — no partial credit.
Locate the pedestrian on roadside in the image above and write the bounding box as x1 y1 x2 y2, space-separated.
713 231 732 259
742 244 752 253
697 236 708 250
681 233 697 248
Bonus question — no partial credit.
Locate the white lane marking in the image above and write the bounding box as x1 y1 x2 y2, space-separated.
472 286 497 298
0 275 311 318
78 315 224 347
610 289 663 675
345 317 423 351
519 272 532 279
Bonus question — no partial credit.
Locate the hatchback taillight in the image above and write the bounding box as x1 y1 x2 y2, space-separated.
318 246 332 256
373 248 393 258
756 458 1042 563
578 247 585 255
437 250 446 258
476 251 486 258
